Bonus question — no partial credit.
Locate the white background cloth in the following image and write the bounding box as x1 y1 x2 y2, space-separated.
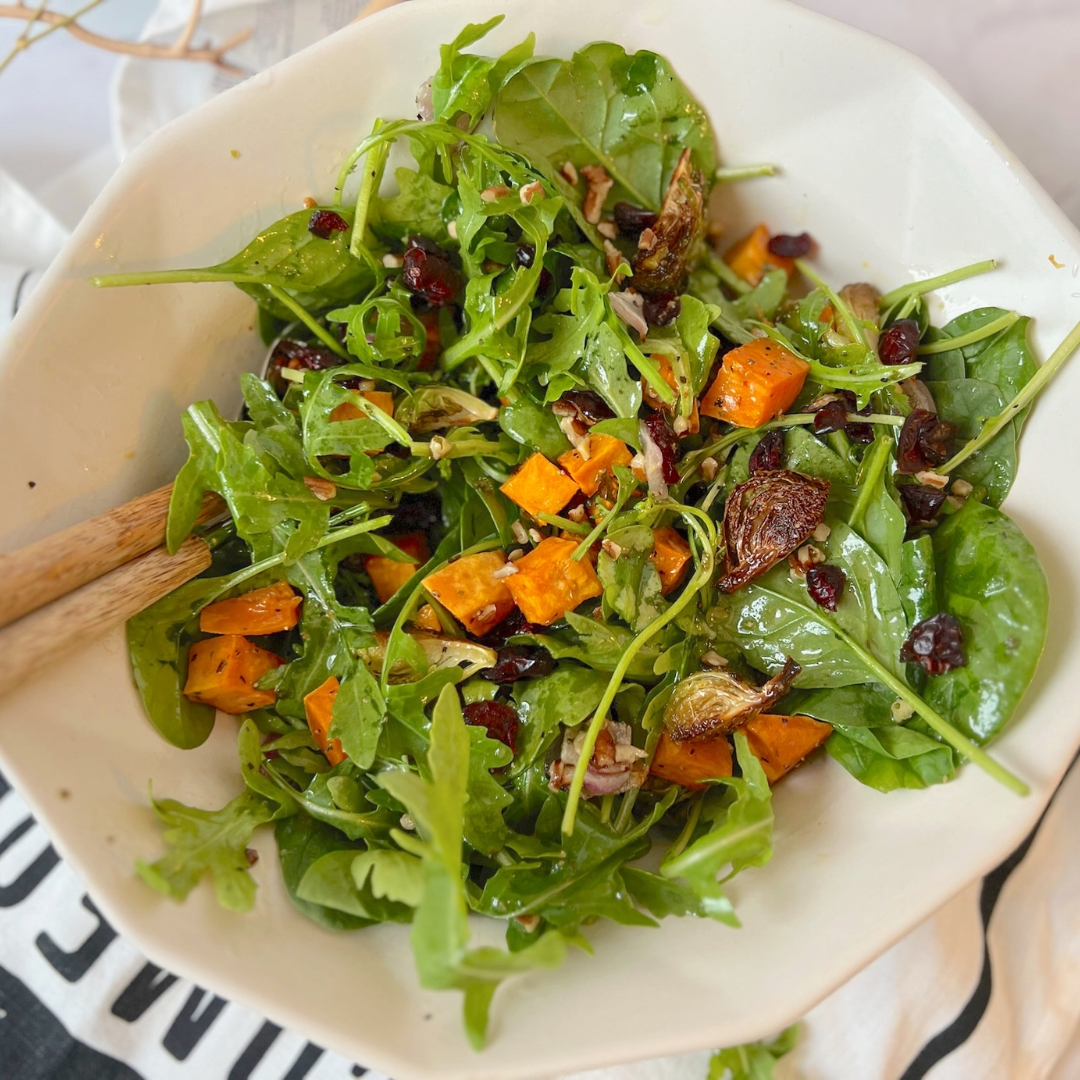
1 2 1079 1078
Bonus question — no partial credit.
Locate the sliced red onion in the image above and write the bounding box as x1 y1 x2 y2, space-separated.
609 290 648 340
639 420 670 500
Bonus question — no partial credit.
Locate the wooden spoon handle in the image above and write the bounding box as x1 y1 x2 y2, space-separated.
0 536 211 702
0 485 224 629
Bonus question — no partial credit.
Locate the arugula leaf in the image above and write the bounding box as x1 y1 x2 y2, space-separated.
431 16 535 129
597 524 667 631
512 665 610 771
659 734 773 921
494 42 716 210
296 849 415 923
926 499 1048 744
521 610 663 680
137 789 279 912
352 848 425 907
168 400 329 559
372 167 454 245
499 389 573 458
465 726 513 855
330 662 386 770
708 1025 799 1080
378 687 566 1047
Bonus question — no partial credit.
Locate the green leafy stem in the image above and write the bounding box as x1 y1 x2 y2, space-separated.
943 313 1080 473
561 504 718 835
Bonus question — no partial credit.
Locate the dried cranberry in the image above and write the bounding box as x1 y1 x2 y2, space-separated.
847 422 875 445
245 847 259 866
479 644 555 683
387 491 441 534
813 398 851 435
897 409 956 474
805 564 846 611
480 608 534 648
463 699 520 753
880 319 922 366
643 291 681 327
748 429 785 474
767 232 814 259
308 209 350 239
900 613 966 676
642 413 680 484
552 390 614 426
536 267 554 297
402 238 463 307
515 243 536 269
266 338 345 396
613 202 657 233
897 483 947 525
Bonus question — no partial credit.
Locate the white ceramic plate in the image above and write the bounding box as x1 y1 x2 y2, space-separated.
3 1 1080 1076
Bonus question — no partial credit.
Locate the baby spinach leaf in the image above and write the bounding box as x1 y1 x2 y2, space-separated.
136 789 280 913
827 723 956 792
274 812 371 931
431 17 535 129
494 42 716 210
512 665 609 770
926 500 1048 744
659 734 773 920
899 535 936 627
622 866 734 923
849 435 904 579
498 390 572 458
783 426 856 486
785 683 897 728
710 522 908 687
926 378 1016 506
126 575 222 749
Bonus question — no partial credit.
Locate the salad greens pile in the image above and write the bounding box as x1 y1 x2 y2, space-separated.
94 16 1080 1047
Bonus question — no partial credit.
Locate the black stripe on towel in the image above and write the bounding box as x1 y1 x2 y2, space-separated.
899 752 1080 1079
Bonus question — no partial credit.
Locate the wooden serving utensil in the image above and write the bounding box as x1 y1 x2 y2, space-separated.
0 488 225 700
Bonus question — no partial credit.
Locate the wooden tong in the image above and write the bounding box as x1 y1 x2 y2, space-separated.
0 488 225 699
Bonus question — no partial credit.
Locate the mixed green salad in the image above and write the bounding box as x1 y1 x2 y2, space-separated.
94 17 1080 1047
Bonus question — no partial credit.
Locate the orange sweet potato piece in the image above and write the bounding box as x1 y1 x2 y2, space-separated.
650 526 692 595
303 676 347 767
412 603 443 632
363 532 429 605
643 356 699 435
699 338 809 428
183 634 283 714
329 390 396 423
650 732 733 790
422 551 515 636
743 713 832 784
724 224 794 286
505 536 602 625
500 453 580 519
199 581 301 636
557 434 633 496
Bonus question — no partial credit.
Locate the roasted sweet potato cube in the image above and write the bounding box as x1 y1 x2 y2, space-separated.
303 676 346 767
643 356 699 435
422 551 515 636
700 338 809 428
328 390 395 423
183 634 283 714
650 732 732 790
500 453 580 519
363 532 429 605
505 536 602 625
199 581 301 636
412 603 443 632
558 433 633 496
743 713 832 783
724 224 794 286
650 526 692 595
